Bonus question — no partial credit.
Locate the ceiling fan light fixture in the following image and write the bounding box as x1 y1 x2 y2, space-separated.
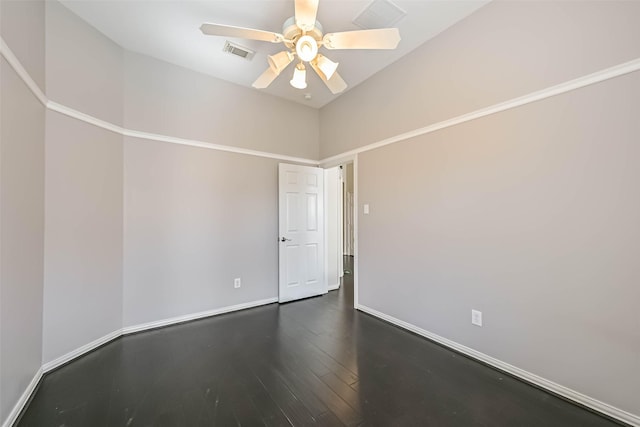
290 63 308 89
315 54 339 80
296 35 318 62
200 1 402 92
268 51 294 74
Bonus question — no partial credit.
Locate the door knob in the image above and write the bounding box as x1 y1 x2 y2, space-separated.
280 237 292 242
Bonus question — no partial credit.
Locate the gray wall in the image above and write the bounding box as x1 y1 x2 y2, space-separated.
42 112 123 364
42 1 314 336
123 138 279 327
41 0 125 365
45 0 123 125
0 57 46 425
0 0 45 91
0 1 46 423
357 66 640 415
119 16 320 326
4 0 638 422
320 4 640 413
124 51 320 160
320 0 640 158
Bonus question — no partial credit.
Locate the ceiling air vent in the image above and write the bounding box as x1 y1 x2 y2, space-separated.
353 0 406 30
222 41 255 61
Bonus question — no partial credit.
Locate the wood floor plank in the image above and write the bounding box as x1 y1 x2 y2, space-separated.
267 342 363 426
247 358 319 426
318 373 361 413
315 411 346 427
17 257 623 427
230 359 293 427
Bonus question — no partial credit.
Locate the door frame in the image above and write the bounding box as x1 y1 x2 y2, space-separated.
323 166 342 292
319 154 359 308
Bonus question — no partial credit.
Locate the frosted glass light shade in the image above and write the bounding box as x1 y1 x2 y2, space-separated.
268 51 294 75
296 35 318 62
315 54 338 80
290 63 307 89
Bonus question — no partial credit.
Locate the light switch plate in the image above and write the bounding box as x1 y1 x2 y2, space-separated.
363 204 370 215
471 309 482 327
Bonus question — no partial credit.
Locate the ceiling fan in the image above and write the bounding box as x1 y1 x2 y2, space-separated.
200 0 401 94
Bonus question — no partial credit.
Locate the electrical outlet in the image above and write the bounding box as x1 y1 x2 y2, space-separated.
471 309 482 327
234 278 241 288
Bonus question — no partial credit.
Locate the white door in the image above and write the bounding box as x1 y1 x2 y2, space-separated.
278 163 326 302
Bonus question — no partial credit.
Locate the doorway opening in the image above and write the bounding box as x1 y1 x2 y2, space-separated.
277 160 357 308
324 162 356 308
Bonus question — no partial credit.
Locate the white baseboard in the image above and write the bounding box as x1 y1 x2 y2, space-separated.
2 368 43 427
13 299 636 426
122 297 278 334
41 298 279 372
42 329 122 373
4 297 279 427
328 283 340 291
356 304 640 427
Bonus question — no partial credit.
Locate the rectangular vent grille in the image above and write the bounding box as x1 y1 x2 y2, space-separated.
353 0 407 29
223 41 255 61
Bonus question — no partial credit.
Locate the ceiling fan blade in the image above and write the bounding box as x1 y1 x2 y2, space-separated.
323 28 401 50
252 67 279 89
295 0 319 31
311 61 347 94
323 72 348 95
200 23 283 43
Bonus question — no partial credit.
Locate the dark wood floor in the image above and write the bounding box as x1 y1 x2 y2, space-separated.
19 257 620 426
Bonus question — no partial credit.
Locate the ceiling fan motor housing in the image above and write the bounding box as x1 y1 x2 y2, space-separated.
282 16 324 50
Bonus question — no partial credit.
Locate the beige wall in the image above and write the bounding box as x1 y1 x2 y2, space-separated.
358 71 640 415
0 1 46 423
124 51 320 160
123 138 279 326
320 0 640 158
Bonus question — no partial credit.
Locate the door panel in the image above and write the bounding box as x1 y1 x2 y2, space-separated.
286 193 299 231
306 193 318 231
279 163 326 302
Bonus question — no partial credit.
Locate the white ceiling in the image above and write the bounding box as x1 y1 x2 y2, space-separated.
60 0 489 108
